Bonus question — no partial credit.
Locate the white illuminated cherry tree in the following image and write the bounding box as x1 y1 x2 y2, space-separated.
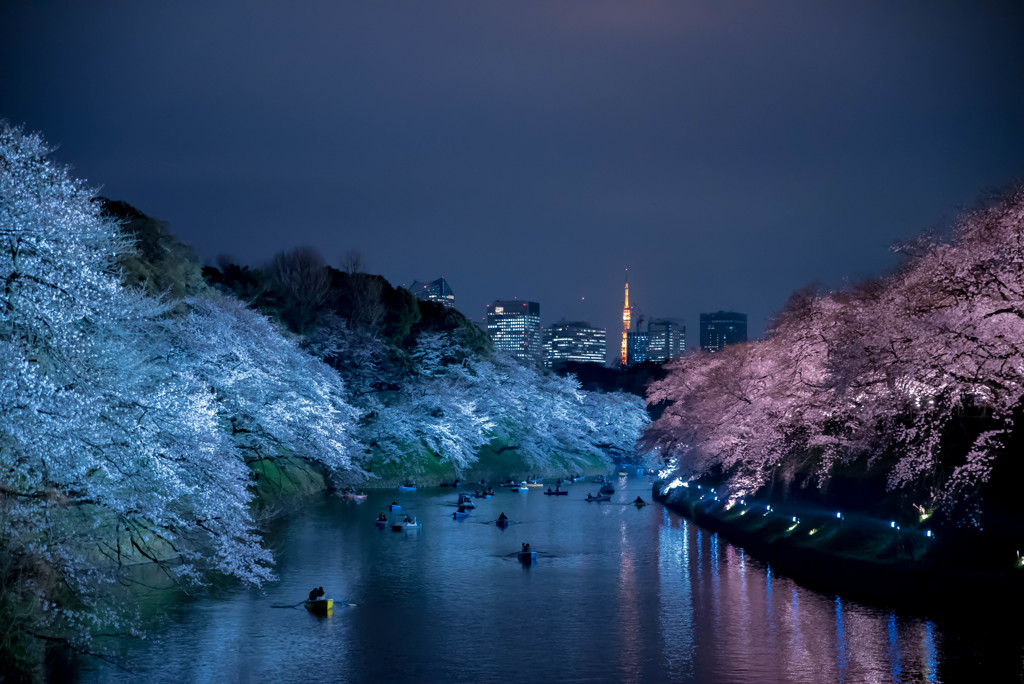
0 123 361 664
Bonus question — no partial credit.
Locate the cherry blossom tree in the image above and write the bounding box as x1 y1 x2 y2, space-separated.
0 123 360 671
645 186 1024 525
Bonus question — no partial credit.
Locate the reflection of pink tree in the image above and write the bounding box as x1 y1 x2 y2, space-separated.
645 187 1024 521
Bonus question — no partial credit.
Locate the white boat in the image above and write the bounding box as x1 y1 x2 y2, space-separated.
391 516 419 531
510 482 529 493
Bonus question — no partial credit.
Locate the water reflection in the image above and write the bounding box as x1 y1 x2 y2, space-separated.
78 477 1014 683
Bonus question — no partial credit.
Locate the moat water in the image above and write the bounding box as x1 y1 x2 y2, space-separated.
77 472 1019 682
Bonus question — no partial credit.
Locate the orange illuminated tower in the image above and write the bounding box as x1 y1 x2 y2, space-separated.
621 269 631 366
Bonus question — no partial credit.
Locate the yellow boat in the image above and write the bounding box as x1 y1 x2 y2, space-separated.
304 599 334 616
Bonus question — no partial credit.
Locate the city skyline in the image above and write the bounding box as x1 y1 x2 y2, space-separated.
4 3 1023 341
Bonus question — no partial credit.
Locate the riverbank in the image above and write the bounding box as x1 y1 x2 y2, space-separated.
653 480 1024 614
249 446 619 519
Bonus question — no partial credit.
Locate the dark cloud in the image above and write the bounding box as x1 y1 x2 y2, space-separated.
3 1 1024 350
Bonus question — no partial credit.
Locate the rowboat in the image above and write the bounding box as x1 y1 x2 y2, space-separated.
517 551 536 564
544 489 568 496
304 599 333 616
452 509 470 519
586 494 611 502
389 503 402 512
496 518 510 528
398 483 417 492
509 482 529 493
526 479 544 487
599 484 615 495
341 489 367 501
391 517 419 531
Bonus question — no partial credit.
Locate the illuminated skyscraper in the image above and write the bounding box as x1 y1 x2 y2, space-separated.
543 320 606 368
487 300 542 366
699 311 747 352
410 277 456 309
626 329 649 366
647 318 686 362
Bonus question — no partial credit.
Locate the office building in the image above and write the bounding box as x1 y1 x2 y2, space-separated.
410 277 456 309
487 300 542 365
699 311 747 352
543 320 606 368
626 329 649 366
647 318 686 362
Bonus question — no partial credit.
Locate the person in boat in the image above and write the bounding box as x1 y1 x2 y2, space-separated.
634 496 645 504
391 500 399 506
377 512 387 521
547 487 552 493
308 587 318 601
498 512 508 521
521 542 530 552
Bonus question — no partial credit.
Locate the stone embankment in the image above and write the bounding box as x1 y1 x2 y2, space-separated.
653 480 1023 613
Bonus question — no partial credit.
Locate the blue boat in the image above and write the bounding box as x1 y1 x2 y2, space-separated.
398 482 417 492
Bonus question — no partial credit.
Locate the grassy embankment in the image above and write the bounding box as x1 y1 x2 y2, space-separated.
249 439 613 516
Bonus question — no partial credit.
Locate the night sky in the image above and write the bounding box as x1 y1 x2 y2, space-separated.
4 2 1024 349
